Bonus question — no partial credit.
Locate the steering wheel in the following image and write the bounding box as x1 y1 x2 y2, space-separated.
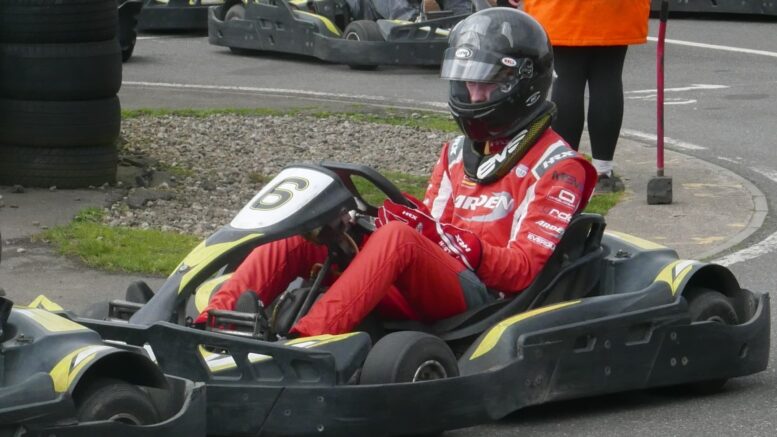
320 161 415 216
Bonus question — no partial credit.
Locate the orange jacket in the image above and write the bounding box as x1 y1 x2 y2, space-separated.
522 0 650 46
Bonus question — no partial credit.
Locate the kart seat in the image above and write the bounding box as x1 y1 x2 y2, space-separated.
383 213 607 342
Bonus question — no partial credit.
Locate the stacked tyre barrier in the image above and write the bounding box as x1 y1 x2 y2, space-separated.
0 0 122 188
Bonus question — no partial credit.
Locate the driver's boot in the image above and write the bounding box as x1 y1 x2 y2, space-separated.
235 290 261 314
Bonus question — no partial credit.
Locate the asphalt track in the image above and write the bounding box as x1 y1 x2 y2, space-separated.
117 15 777 437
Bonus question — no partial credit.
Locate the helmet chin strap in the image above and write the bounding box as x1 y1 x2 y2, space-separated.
462 104 556 184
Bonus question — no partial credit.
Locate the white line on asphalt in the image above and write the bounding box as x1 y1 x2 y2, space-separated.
123 81 451 110
621 129 707 150
751 167 777 185
647 37 777 58
717 156 741 164
714 232 777 266
625 84 729 94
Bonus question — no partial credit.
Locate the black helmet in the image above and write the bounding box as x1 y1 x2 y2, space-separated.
442 7 554 142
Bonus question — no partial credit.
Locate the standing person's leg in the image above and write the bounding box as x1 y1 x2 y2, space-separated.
550 46 590 151
587 45 628 192
197 235 328 321
291 221 491 336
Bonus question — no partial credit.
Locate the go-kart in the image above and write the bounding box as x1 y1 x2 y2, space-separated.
64 161 769 436
207 0 482 69
138 0 221 31
0 233 206 436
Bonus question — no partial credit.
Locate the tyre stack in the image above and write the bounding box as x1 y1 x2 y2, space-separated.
0 0 123 188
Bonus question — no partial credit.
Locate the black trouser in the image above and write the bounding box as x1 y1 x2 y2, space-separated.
551 45 628 163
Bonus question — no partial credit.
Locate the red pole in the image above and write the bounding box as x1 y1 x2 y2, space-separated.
657 0 668 177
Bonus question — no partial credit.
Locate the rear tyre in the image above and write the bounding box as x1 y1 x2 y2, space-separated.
343 20 383 71
688 288 738 325
685 287 738 394
75 377 160 425
359 331 458 384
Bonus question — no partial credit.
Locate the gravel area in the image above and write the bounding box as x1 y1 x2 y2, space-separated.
110 114 453 236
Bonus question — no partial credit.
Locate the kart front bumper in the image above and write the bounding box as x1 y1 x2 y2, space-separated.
3 376 207 437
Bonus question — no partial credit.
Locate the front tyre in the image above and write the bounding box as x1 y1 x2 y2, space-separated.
359 331 458 384
75 377 160 425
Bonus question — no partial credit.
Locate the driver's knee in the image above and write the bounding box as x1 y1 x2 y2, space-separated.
370 221 425 249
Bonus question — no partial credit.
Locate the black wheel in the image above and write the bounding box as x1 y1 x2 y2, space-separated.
224 4 253 55
0 0 118 44
0 40 122 100
118 1 142 62
0 97 120 148
359 331 459 384
121 37 136 62
688 288 738 325
0 144 117 188
225 3 246 21
685 287 738 393
342 20 383 71
75 377 160 425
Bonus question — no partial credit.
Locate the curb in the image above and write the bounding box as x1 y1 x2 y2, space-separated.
621 132 768 261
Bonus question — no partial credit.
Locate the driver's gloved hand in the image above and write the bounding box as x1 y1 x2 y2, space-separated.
375 197 482 271
375 192 428 228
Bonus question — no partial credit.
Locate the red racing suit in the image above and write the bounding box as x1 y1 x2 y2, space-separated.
198 128 595 336
422 128 596 293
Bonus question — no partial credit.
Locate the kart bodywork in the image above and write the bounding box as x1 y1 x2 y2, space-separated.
0 297 206 435
65 162 768 436
652 0 777 16
138 0 221 31
207 0 470 68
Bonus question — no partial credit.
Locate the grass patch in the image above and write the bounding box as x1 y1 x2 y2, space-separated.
586 191 623 216
36 208 200 276
352 171 428 206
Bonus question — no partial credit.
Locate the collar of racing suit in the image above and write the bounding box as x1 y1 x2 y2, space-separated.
462 102 556 184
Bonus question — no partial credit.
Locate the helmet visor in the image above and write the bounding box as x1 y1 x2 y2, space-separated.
441 48 531 105
441 48 511 83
